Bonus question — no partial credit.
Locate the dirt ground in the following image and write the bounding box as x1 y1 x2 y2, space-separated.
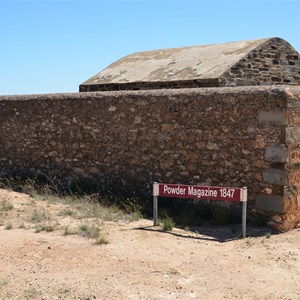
0 188 299 300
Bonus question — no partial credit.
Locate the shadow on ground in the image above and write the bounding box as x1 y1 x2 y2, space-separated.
134 223 278 243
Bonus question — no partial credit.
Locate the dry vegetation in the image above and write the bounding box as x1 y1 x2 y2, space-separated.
0 182 141 247
0 180 299 300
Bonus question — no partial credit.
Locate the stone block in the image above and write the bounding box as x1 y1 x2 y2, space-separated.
263 168 286 185
265 144 287 162
286 127 300 143
287 144 300 163
256 194 285 213
258 111 286 125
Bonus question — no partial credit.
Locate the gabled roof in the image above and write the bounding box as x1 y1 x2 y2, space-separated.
81 38 270 86
80 37 300 91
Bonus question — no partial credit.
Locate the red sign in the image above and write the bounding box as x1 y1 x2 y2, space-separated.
155 183 242 202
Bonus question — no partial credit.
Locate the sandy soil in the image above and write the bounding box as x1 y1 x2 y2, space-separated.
0 188 299 300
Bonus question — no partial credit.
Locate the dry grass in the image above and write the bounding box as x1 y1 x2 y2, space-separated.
30 209 51 223
0 177 141 245
0 199 14 211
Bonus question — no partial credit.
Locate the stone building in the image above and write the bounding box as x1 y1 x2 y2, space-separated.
1 38 300 231
80 37 300 92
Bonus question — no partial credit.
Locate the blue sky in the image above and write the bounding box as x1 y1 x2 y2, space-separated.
0 0 299 95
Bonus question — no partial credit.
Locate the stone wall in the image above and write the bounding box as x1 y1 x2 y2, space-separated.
220 38 300 87
1 86 300 230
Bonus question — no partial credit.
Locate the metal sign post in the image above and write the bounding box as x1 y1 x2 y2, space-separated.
153 182 159 226
241 186 248 238
153 182 248 238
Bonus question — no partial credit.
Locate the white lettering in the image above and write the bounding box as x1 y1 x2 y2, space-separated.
187 187 217 199
164 185 168 194
220 188 235 199
163 184 238 200
164 185 186 195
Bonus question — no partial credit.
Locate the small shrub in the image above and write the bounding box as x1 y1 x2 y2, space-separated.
265 231 272 239
95 235 109 245
30 209 51 223
43 225 55 232
0 200 14 211
87 225 101 239
77 224 101 239
161 216 174 232
23 178 40 198
57 288 71 295
35 224 55 233
4 223 12 230
245 239 252 246
35 225 43 233
63 226 77 236
19 222 26 229
24 288 41 299
129 209 142 221
58 208 75 217
0 278 9 286
77 224 88 234
62 195 78 204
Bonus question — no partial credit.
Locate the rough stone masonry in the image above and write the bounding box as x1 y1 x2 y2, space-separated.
1 85 300 231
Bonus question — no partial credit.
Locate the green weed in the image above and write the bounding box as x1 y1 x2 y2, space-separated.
161 216 174 232
265 231 272 238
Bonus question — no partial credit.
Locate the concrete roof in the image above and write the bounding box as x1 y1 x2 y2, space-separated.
81 38 271 86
